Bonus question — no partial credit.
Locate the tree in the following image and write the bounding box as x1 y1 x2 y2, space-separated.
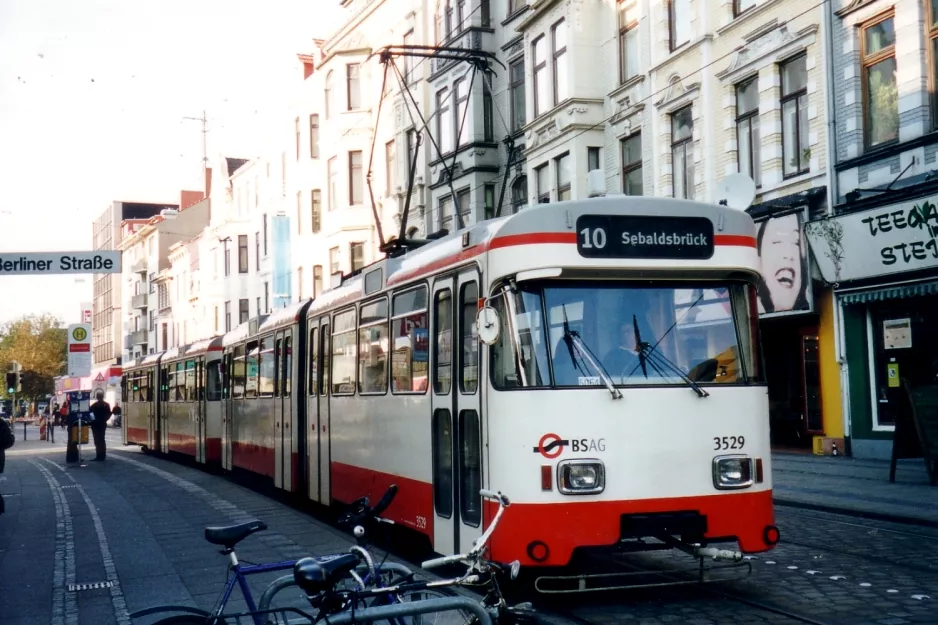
0 314 67 401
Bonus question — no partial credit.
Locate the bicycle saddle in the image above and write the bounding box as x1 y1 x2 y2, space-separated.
293 553 361 594
204 520 268 548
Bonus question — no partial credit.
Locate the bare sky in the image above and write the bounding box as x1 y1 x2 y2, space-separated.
0 0 337 327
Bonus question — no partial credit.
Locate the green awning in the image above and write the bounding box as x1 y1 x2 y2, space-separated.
840 280 938 305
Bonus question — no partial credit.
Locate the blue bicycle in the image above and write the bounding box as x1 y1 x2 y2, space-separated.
131 485 408 625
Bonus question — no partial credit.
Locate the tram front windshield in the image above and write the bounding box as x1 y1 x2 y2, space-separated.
489 281 762 389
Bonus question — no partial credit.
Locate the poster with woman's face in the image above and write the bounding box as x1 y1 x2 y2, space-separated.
754 209 813 317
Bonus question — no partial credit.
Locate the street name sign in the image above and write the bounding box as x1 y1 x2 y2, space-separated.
67 323 92 377
0 251 121 275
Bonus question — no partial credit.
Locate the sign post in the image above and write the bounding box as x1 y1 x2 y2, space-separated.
67 324 92 378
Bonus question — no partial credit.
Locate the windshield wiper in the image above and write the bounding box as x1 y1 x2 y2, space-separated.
562 304 622 400
632 314 709 398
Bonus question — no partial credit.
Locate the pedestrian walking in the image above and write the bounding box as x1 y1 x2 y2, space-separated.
89 391 110 461
46 412 55 443
0 415 15 515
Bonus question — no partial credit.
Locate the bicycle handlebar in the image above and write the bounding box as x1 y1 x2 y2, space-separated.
421 489 510 570
338 484 398 530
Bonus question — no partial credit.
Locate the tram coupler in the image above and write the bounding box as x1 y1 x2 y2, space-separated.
655 535 743 562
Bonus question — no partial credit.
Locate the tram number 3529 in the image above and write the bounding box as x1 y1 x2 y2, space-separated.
713 435 745 451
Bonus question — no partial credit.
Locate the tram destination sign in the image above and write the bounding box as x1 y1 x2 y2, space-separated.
575 215 715 260
0 251 121 275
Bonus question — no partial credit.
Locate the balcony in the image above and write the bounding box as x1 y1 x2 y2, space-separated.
131 258 148 274
130 329 148 345
131 293 148 310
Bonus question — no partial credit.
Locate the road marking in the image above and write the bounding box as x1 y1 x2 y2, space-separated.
40 458 131 625
28 459 78 625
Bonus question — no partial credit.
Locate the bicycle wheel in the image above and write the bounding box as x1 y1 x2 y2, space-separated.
372 587 478 625
148 615 222 625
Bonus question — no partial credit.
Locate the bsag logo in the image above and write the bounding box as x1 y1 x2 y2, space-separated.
533 433 607 458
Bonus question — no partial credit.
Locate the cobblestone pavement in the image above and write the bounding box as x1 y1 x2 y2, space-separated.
1 444 934 624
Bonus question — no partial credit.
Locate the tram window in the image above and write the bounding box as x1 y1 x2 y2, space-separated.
145 371 153 402
245 341 259 398
332 309 357 395
176 363 186 401
489 286 549 389
197 361 204 401
283 334 293 397
391 286 429 394
308 328 318 396
432 409 453 519
433 290 453 395
258 336 275 397
320 323 331 396
232 345 247 398
121 376 127 403
359 298 389 394
459 410 482 527
185 360 197 401
206 361 222 401
274 339 282 396
459 282 479 394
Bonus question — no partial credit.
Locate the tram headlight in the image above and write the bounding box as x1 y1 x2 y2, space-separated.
712 455 755 490
557 459 605 495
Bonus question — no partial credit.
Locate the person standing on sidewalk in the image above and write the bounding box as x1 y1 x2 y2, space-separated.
89 391 110 461
0 414 14 514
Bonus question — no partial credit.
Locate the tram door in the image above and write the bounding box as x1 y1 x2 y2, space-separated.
195 358 206 464
307 319 332 504
274 331 294 491
146 368 159 452
157 366 169 453
430 272 484 556
221 352 234 471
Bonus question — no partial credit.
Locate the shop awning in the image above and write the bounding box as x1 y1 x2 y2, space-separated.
839 280 938 305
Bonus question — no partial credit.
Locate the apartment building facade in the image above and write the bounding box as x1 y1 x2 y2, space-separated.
804 0 938 459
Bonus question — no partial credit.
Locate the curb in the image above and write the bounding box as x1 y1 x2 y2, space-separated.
774 498 938 529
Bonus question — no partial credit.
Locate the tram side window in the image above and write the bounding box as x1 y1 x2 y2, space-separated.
232 345 247 398
283 334 293 397
460 282 479 394
332 309 357 395
160 367 170 402
121 376 128 403
185 360 197 401
459 410 482 526
206 361 222 401
359 298 389 394
433 290 453 395
245 341 259 398
432 409 453 518
391 286 429 394
177 363 187 401
308 328 318 396
259 336 275 397
489 286 549 389
145 371 153 402
197 361 204 401
320 324 331 396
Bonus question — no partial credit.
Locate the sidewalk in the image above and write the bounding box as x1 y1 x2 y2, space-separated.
771 452 938 526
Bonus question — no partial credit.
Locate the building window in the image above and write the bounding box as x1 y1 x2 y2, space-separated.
350 242 365 272
256 297 261 317
386 140 396 196
621 132 642 195
224 301 231 332
262 214 268 256
555 153 571 200
295 117 300 160
437 87 453 153
533 36 548 117
296 190 303 234
407 129 418 171
551 19 568 105
329 246 340 274
214 306 219 333
324 70 334 119
736 77 761 186
457 0 466 31
535 164 550 203
254 231 260 271
735 0 757 15
669 0 690 51
482 80 494 141
780 54 809 177
328 156 338 210
239 299 249 324
309 114 320 159
508 0 526 14
311 189 321 233
298 266 304 300
509 60 526 131
455 79 469 147
619 1 639 83
402 30 414 82
224 245 231 276
349 151 363 205
861 15 898 148
263 282 269 313
347 63 361 110
671 106 694 199
440 195 453 231
588 147 601 172
313 265 323 298
930 1 938 124
484 183 496 219
456 187 470 225
511 176 528 213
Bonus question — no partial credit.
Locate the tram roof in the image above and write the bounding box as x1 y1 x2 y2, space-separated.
257 299 313 334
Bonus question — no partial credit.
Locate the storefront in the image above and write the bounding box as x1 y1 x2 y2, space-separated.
805 190 938 460
747 187 843 452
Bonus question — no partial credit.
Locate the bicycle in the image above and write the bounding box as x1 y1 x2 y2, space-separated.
131 485 411 625
291 489 544 625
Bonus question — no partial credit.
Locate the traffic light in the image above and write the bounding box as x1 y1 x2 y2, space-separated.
5 372 15 395
17 372 23 393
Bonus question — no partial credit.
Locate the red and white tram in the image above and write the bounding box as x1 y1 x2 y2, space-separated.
123 195 778 572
